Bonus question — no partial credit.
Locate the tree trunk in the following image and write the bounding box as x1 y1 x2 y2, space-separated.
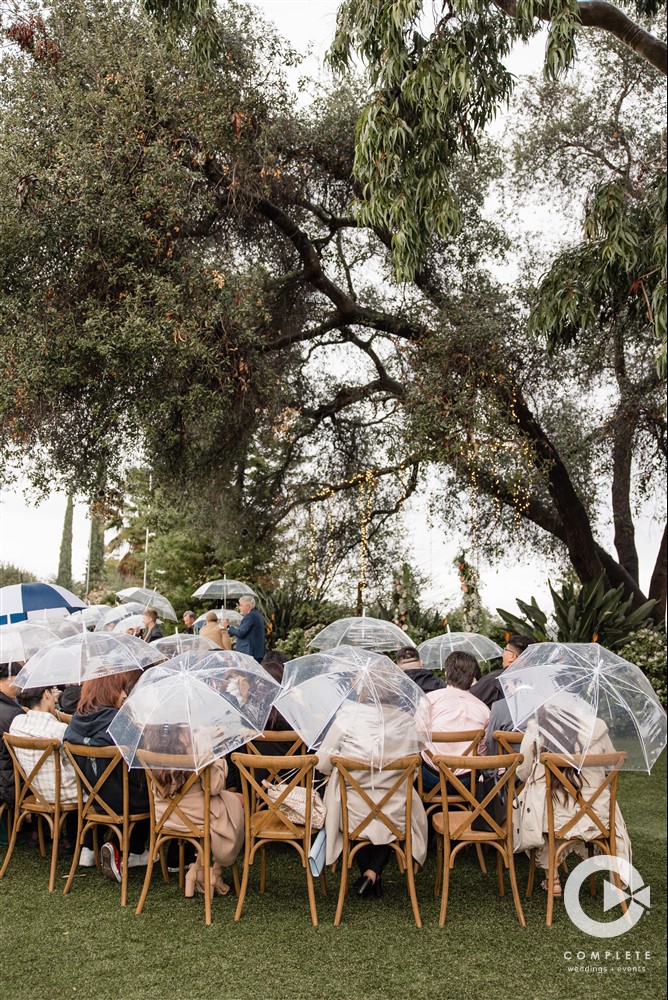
648 524 667 626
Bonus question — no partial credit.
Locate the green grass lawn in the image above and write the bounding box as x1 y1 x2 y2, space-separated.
1 757 665 1000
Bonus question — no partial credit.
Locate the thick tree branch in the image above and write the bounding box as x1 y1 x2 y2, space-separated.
493 0 667 75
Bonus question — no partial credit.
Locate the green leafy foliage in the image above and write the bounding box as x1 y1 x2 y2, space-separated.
0 563 38 586
255 585 351 650
621 626 667 706
498 570 657 648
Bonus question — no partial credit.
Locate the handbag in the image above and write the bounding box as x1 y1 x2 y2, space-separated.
512 745 547 853
262 780 327 830
308 828 327 876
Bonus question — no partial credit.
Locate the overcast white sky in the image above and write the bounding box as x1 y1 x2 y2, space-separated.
0 3 662 617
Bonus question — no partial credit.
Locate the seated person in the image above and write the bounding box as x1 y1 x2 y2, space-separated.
421 652 491 793
58 685 81 716
0 661 24 808
148 742 244 899
470 633 536 708
64 670 150 881
317 699 428 898
516 709 632 896
395 646 446 693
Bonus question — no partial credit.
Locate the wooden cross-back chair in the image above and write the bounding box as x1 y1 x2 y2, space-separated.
419 729 487 874
431 753 526 928
528 750 627 927
331 754 423 928
134 750 238 926
62 742 150 907
54 709 73 725
231 752 323 926
0 733 78 892
244 730 307 785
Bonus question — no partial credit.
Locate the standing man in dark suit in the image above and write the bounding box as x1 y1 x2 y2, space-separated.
223 596 265 662
0 661 24 809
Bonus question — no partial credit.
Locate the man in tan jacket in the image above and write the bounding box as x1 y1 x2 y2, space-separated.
200 611 232 650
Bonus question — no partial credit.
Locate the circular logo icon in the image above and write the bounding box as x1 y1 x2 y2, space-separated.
564 856 650 938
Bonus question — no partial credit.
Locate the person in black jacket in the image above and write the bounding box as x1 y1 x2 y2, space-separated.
0 661 23 807
141 609 164 644
470 633 537 709
395 647 446 694
64 669 150 882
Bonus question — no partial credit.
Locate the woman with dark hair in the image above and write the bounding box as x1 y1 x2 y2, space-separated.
421 652 491 793
64 670 150 881
149 737 244 899
515 708 632 896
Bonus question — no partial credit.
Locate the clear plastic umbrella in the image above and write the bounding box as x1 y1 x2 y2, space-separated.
273 645 430 769
0 619 82 664
191 579 256 600
116 587 177 621
13 631 166 690
418 632 503 668
108 650 280 770
151 634 219 657
69 605 112 629
499 642 667 772
95 602 145 632
111 613 162 634
308 617 416 654
193 609 243 629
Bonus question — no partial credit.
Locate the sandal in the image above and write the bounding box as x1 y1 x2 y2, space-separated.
540 877 562 897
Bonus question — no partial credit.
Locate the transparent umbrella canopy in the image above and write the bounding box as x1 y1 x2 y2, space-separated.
13 631 166 690
116 587 177 621
108 650 281 770
0 619 82 664
193 609 243 629
308 617 416 654
69 605 112 629
191 579 256 600
151 634 219 657
111 613 162 634
273 645 430 770
418 632 503 668
95 603 145 632
499 642 667 772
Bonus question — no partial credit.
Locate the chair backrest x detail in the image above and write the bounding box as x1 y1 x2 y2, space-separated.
232 753 318 840
541 751 627 843
331 755 419 844
431 753 523 842
136 750 210 840
3 733 63 813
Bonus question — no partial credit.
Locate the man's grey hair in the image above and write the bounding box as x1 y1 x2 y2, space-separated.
240 596 256 609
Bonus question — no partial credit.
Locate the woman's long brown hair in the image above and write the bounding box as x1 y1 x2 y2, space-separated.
77 669 142 714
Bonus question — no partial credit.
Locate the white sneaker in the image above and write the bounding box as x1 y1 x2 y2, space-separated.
78 847 96 867
126 849 150 868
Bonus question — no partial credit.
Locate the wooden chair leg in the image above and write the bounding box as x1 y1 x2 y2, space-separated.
37 816 46 858
135 841 156 916
259 846 267 893
93 827 100 868
319 869 327 897
234 842 252 922
496 850 505 897
405 849 422 928
333 843 350 926
120 827 129 908
438 846 451 927
475 843 487 875
159 843 169 883
203 851 212 926
232 860 240 896
48 816 60 893
0 810 20 879
546 858 556 928
434 832 443 897
63 816 84 896
305 859 319 927
506 847 526 928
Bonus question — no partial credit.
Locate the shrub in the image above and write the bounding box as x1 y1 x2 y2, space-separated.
620 628 667 707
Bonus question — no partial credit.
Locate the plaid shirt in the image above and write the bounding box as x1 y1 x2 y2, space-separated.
8 710 79 805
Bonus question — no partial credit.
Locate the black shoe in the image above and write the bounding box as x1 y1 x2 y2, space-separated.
356 875 382 898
